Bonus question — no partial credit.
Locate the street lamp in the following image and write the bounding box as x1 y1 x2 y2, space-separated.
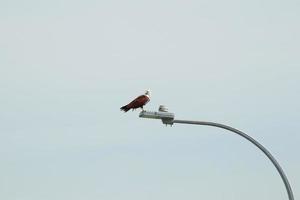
139 105 294 200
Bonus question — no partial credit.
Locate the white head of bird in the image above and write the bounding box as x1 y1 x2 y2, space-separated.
145 89 151 98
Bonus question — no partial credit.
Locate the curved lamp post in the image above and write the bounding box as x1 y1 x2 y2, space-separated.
139 105 294 200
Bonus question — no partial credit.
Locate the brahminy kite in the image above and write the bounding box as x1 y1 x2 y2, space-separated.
120 90 151 112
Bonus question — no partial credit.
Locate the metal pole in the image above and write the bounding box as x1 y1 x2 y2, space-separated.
173 119 294 200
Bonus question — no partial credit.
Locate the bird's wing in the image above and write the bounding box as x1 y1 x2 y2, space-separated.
128 95 149 107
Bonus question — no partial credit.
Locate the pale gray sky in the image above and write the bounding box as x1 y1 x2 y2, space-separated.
1 0 299 200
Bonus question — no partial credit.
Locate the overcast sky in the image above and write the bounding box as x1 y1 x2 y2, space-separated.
1 0 299 199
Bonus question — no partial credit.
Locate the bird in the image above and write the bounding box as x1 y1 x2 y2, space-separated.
120 90 151 112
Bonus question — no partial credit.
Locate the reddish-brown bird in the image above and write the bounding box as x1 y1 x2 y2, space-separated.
120 90 151 112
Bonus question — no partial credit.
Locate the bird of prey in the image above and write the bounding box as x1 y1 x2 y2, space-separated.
120 90 151 112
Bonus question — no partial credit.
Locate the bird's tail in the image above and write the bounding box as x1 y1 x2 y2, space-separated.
120 105 130 112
